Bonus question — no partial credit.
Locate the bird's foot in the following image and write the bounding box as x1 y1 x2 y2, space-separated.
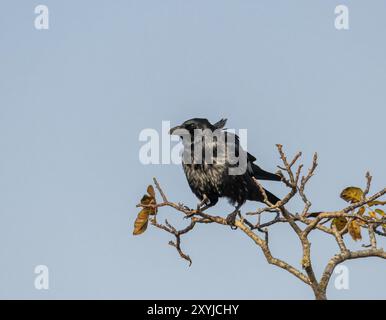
184 201 208 219
179 204 190 210
184 210 197 219
179 203 195 219
226 210 239 230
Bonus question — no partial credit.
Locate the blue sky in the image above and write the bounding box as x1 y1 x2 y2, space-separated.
0 0 385 299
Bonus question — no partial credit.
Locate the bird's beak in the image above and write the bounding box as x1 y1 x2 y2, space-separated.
169 125 182 135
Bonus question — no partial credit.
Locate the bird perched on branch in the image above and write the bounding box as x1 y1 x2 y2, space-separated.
169 118 281 226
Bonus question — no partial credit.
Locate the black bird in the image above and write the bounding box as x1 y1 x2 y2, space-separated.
169 118 281 225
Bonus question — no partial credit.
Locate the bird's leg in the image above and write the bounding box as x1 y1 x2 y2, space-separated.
196 195 209 212
226 204 243 229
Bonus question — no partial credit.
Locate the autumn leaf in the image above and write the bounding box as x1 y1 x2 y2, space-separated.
375 209 385 217
374 209 386 233
354 208 366 226
331 217 348 233
340 187 363 203
147 185 155 198
140 195 157 215
369 211 377 219
348 220 362 241
140 185 157 215
133 208 150 235
146 185 157 215
133 185 158 235
141 194 153 205
357 207 365 216
367 200 386 207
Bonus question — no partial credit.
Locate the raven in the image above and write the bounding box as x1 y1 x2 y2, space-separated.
169 118 281 225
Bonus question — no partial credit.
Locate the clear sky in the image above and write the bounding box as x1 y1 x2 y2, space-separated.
0 0 385 299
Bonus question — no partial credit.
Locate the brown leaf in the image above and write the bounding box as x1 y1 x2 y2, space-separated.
147 196 157 215
331 217 348 233
148 204 157 215
340 187 363 203
357 207 366 216
141 186 157 215
147 185 155 198
141 194 153 205
348 220 362 241
133 208 150 235
140 196 157 215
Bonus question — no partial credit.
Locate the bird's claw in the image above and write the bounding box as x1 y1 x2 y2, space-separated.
184 211 196 219
226 210 239 230
178 203 191 211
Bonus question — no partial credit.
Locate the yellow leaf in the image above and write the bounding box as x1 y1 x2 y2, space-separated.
375 209 385 217
348 220 362 241
357 207 365 216
331 217 348 233
369 211 377 219
367 200 386 207
133 208 150 235
340 187 363 203
147 185 155 198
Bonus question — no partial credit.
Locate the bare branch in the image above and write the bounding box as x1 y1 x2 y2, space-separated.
363 171 372 200
153 177 168 202
319 248 386 293
150 217 195 266
299 153 318 215
136 147 386 300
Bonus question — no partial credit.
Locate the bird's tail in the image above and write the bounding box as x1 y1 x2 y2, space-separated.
251 163 281 181
249 186 280 205
264 189 280 205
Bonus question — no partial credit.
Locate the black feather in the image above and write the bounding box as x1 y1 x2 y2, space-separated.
213 118 227 129
251 163 281 181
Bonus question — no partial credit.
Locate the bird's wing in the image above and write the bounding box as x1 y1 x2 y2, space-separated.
223 131 281 181
223 131 245 159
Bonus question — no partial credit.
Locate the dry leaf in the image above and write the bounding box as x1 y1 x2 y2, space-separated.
133 208 150 235
340 187 363 203
141 194 153 205
369 211 377 219
367 200 386 207
331 217 348 233
147 185 155 198
375 209 385 217
348 220 362 241
140 185 157 215
133 185 158 236
357 207 365 216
